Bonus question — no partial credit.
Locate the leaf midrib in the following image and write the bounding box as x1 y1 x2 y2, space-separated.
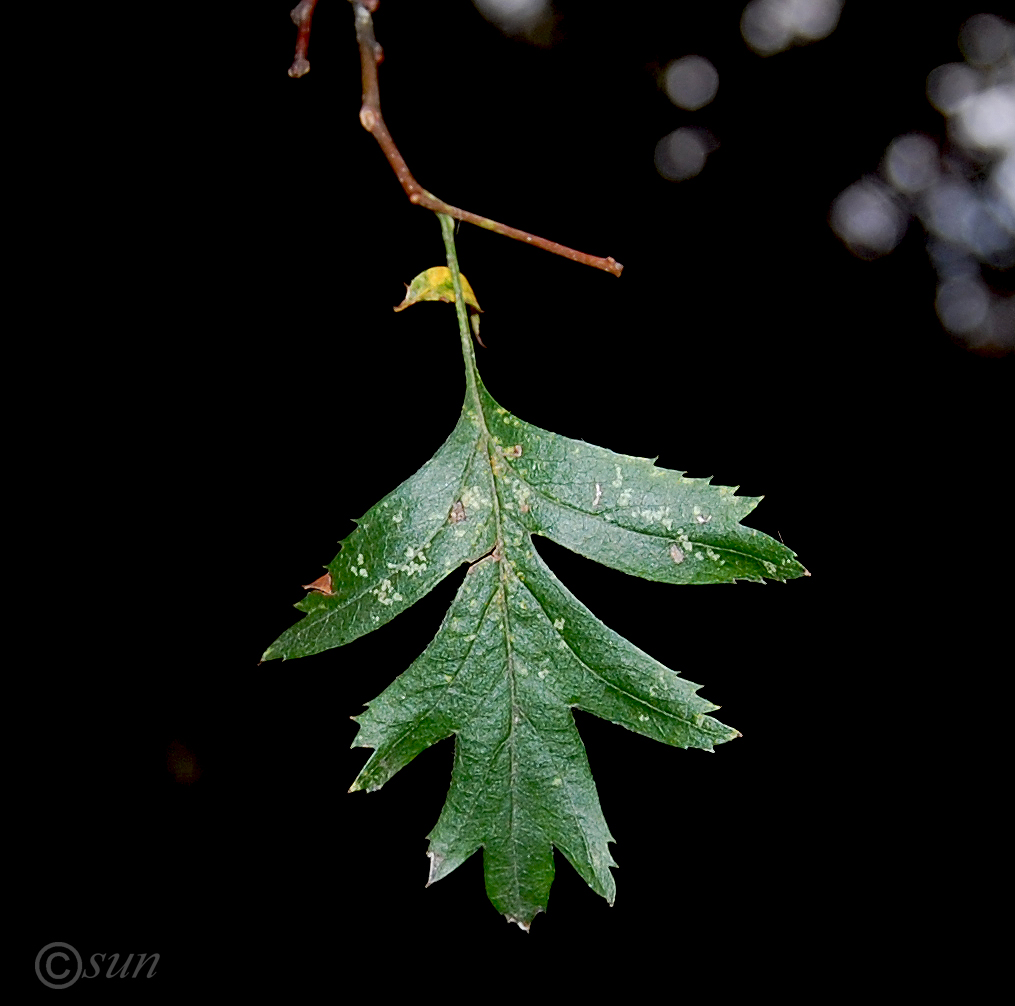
471 408 527 910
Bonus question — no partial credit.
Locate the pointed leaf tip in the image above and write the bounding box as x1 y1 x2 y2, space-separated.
425 850 443 888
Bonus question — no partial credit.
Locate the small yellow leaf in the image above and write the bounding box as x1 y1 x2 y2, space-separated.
393 267 482 313
394 267 485 344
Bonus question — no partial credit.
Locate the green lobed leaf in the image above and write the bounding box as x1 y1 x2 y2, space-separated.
262 213 807 928
262 374 805 925
262 379 805 663
347 510 740 926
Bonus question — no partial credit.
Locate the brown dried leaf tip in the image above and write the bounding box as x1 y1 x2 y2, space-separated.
302 572 335 595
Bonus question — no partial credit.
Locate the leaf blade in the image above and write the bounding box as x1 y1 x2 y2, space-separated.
261 410 497 662
346 501 741 926
477 380 806 584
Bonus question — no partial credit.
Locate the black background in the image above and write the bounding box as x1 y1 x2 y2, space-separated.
22 0 1008 995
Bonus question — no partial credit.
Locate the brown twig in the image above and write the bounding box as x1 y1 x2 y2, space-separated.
289 0 623 276
288 0 319 78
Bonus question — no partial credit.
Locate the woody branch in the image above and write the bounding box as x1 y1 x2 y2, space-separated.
289 0 623 277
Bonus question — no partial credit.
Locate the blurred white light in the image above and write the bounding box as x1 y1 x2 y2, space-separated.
984 191 1015 242
917 179 1014 264
986 296 1015 350
833 13 1014 350
741 1 792 55
830 179 908 256
927 239 979 279
919 179 979 245
472 0 548 32
955 85 1015 152
965 199 1013 261
663 55 719 111
884 134 939 194
655 128 714 181
959 13 1015 67
741 0 843 56
792 0 843 39
936 276 989 334
926 63 982 115
992 153 1015 212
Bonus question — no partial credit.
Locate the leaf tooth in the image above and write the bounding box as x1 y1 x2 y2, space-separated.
504 913 535 932
425 850 443 887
